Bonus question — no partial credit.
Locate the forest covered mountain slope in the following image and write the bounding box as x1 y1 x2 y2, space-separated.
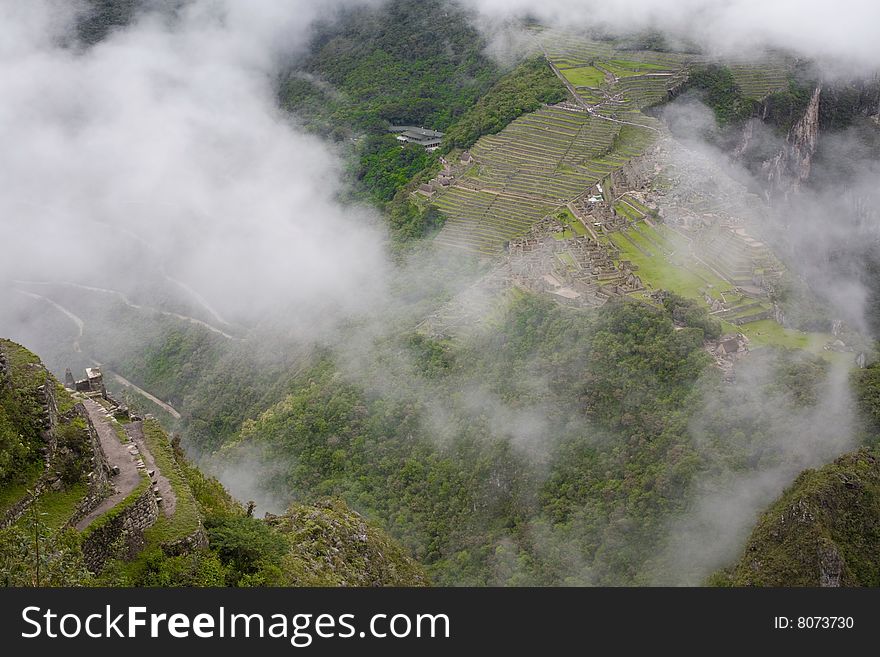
0 339 426 587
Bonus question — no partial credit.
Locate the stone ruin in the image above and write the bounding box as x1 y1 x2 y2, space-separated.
705 332 750 380
507 225 642 307
66 366 107 399
415 156 460 197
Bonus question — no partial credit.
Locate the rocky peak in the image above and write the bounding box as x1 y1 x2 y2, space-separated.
762 85 822 200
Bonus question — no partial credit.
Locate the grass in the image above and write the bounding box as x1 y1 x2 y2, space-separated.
562 65 605 88
607 59 669 72
737 320 835 355
622 195 653 215
599 63 643 78
605 223 847 355
557 252 576 267
2 339 45 390
614 201 641 222
31 483 88 531
55 382 76 415
111 421 128 444
610 232 708 300
553 207 587 236
140 419 201 546
0 461 43 516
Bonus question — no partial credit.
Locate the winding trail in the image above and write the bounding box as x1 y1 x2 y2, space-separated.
125 420 176 516
535 38 663 134
14 279 239 340
102 368 182 420
12 289 183 419
161 270 232 328
75 399 142 530
8 201 235 330
15 289 84 352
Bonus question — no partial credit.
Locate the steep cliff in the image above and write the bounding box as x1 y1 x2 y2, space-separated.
713 448 880 587
761 85 822 199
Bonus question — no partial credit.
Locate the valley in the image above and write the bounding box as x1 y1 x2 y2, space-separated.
2 0 880 589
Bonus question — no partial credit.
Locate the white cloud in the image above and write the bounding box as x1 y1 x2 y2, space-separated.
463 0 880 72
0 0 389 326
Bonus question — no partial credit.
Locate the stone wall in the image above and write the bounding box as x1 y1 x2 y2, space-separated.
81 484 159 574
1 403 112 530
65 403 113 528
0 486 45 529
162 525 209 557
0 345 9 391
609 148 657 192
34 378 59 443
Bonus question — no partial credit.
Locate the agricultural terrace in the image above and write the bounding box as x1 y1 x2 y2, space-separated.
601 219 839 356
727 60 793 100
432 105 658 253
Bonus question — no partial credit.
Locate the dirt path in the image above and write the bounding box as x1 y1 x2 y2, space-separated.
14 279 239 340
103 369 182 420
9 289 184 419
15 289 84 353
532 38 663 135
125 421 175 517
75 400 142 530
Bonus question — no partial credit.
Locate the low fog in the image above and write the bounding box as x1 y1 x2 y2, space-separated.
2 0 879 585
465 0 880 75
1 0 389 330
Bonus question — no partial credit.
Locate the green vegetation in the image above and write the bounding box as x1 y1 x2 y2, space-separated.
282 0 497 133
140 419 201 546
267 499 429 586
739 319 833 353
605 59 668 73
0 339 427 587
354 135 436 203
728 62 793 101
442 57 568 152
763 79 815 133
110 325 226 411
0 462 41 516
75 0 139 45
433 107 658 253
29 483 87 532
208 295 721 584
661 293 722 339
713 448 880 586
0 523 90 587
561 65 605 88
279 0 501 228
82 474 150 539
609 228 714 300
0 340 46 489
686 65 758 127
853 363 880 445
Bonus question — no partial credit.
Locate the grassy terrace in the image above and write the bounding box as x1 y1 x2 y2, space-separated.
608 227 714 300
0 340 80 519
0 462 42 516
728 61 792 100
31 483 88 531
598 221 844 358
434 104 657 253
140 419 201 546
561 65 605 87
2 339 44 389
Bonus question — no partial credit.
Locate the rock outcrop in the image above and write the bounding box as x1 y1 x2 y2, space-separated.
713 448 880 586
762 85 821 200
